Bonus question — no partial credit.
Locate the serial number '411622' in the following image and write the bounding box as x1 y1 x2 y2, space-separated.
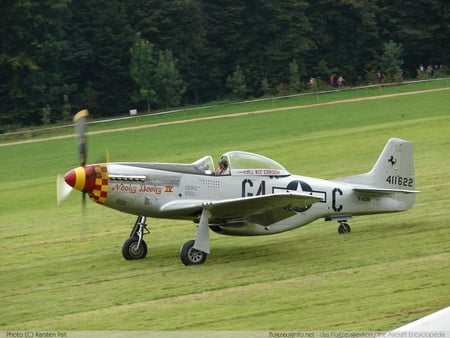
386 175 414 187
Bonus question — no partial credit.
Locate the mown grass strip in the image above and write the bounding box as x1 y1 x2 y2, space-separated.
0 83 449 331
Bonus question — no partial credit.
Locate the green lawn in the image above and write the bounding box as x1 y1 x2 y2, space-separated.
0 81 449 332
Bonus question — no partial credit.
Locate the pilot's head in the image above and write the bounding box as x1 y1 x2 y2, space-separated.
219 157 228 168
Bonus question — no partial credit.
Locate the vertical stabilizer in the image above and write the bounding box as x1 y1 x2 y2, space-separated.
335 138 417 192
367 138 416 190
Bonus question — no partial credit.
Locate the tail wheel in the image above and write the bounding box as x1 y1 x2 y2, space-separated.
122 236 148 260
180 240 207 266
338 222 351 234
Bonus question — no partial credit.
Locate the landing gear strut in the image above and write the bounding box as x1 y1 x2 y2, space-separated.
122 215 149 260
338 220 351 234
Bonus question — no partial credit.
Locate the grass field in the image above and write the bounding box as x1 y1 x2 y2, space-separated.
0 81 449 332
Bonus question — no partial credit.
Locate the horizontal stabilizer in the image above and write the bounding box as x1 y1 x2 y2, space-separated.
353 186 420 194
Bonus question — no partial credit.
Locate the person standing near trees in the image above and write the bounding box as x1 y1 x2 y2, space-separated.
337 75 345 87
309 77 317 90
376 70 385 83
330 74 336 87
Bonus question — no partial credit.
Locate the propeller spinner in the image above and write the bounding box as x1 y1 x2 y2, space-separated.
64 165 97 193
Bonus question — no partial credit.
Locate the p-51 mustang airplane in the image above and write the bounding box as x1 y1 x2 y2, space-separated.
59 110 419 265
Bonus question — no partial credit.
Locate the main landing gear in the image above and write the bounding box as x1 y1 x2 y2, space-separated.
122 212 210 266
122 215 149 260
179 208 211 266
180 240 208 266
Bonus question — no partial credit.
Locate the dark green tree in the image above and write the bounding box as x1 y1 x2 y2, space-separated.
65 0 134 117
378 0 450 76
259 78 271 97
289 60 301 94
238 1 313 94
380 40 404 80
127 0 208 104
1 0 450 129
306 0 381 83
130 35 157 113
0 0 72 127
226 65 247 99
153 50 186 108
200 1 247 100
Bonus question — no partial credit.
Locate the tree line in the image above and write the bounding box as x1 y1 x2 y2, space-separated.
1 0 449 130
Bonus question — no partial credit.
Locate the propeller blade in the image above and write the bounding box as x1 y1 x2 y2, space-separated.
93 149 111 164
82 191 87 214
73 109 90 214
56 174 73 205
105 149 110 163
74 109 89 167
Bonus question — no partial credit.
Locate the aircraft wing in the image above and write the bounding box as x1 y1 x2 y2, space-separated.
160 192 321 226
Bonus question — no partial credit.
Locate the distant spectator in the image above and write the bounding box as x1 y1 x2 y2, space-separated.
376 70 385 83
419 64 424 74
337 75 344 88
433 65 441 76
329 74 336 87
309 77 317 90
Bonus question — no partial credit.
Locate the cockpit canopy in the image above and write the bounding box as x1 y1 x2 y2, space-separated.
192 151 290 176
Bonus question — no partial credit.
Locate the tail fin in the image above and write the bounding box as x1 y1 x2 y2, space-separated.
336 138 418 193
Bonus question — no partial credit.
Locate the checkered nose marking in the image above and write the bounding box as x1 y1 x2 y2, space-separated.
64 164 108 204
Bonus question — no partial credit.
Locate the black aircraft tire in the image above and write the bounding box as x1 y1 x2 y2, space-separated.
122 236 148 260
180 240 207 266
338 223 351 234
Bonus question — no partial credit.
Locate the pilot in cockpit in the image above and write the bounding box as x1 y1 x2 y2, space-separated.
214 156 230 175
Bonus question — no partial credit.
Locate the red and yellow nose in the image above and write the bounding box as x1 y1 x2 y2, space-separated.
64 164 109 204
65 165 96 193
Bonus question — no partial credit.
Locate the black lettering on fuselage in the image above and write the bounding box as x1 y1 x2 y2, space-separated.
332 188 343 212
242 179 265 197
242 179 253 197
